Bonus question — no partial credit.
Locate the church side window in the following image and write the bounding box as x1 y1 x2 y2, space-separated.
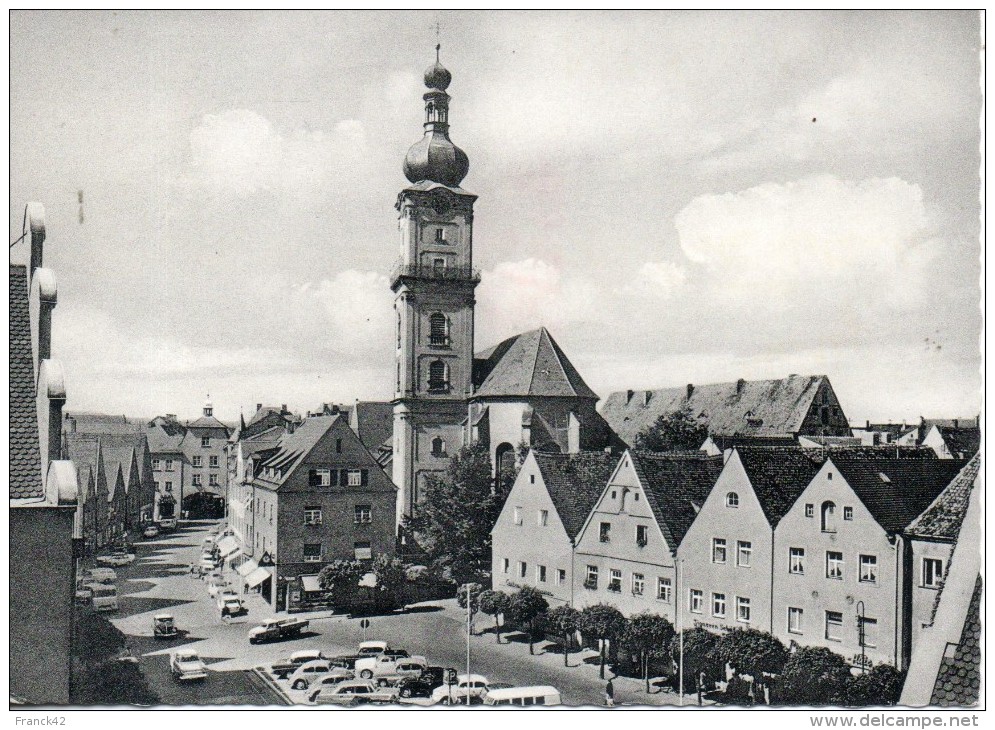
428 359 449 392
431 436 446 457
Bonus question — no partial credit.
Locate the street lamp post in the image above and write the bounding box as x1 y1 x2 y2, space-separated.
465 583 472 706
856 600 866 674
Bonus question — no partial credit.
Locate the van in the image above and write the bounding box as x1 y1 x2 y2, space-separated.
483 686 561 707
91 583 119 612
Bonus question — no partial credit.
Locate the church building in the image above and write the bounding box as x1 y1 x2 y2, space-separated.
391 51 622 525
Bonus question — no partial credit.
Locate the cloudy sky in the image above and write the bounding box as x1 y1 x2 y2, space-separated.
10 10 982 423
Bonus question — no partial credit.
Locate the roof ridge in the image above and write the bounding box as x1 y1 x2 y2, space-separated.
524 329 544 396
541 328 577 397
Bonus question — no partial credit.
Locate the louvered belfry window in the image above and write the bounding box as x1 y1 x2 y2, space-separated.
429 312 449 346
428 359 448 392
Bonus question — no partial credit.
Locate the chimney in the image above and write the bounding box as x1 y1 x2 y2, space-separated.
626 389 634 405
166 414 176 421
736 378 746 394
281 404 287 412
686 383 694 400
643 391 652 407
866 420 870 430
256 403 262 411
953 419 959 429
26 202 45 277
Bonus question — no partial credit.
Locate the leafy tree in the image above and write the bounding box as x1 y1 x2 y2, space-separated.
478 589 511 643
71 609 158 706
506 586 549 655
621 612 675 693
843 664 906 707
770 646 851 706
318 559 365 609
404 443 504 584
578 603 627 679
634 405 709 452
546 605 581 666
456 582 483 634
369 555 408 612
711 628 787 703
669 627 722 705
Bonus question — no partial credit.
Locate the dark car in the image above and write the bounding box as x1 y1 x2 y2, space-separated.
420 666 449 689
329 655 361 670
396 666 452 699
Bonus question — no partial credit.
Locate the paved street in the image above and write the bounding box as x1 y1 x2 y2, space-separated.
111 522 686 707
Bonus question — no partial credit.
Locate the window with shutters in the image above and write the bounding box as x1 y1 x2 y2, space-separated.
429 312 449 347
428 359 449 392
354 504 372 524
347 469 363 487
309 468 331 487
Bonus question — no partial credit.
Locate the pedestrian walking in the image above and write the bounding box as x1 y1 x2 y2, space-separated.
605 678 615 707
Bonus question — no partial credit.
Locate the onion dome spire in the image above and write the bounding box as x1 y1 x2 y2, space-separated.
403 45 469 187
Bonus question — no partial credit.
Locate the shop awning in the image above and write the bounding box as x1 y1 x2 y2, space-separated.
245 567 270 588
237 559 259 577
300 575 322 592
225 549 243 564
217 536 239 557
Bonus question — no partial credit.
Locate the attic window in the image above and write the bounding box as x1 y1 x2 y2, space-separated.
878 472 891 484
747 418 763 427
726 492 739 508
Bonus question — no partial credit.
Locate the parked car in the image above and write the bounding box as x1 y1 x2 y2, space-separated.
248 617 309 644
396 675 441 699
159 517 177 530
198 555 216 572
483 686 562 706
74 581 93 605
206 578 230 598
288 660 336 690
143 525 160 539
310 680 396 706
356 654 427 682
271 650 331 679
85 568 117 583
356 640 389 657
90 583 119 612
304 669 356 701
218 596 243 618
154 613 179 639
97 552 134 567
432 674 489 705
170 651 207 681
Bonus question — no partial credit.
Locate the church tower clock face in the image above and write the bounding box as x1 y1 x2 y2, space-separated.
391 48 478 526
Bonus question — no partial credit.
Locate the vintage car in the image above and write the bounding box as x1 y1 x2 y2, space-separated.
248 617 309 644
309 680 396 706
154 613 179 639
90 583 119 612
271 650 331 679
431 674 490 705
159 517 177 530
288 660 337 690
74 581 93 605
170 651 207 681
206 577 230 598
85 568 117 583
142 525 160 539
304 670 356 702
356 654 427 683
97 551 135 568
218 595 244 618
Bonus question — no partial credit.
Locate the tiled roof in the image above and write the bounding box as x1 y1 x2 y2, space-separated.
10 265 43 500
709 435 798 450
798 435 863 447
145 423 185 454
930 575 982 706
103 444 135 500
534 451 617 540
473 328 598 399
258 416 341 483
830 455 967 533
65 412 144 434
735 447 822 526
906 454 981 541
630 451 724 552
602 375 834 446
351 401 394 454
935 426 981 459
187 414 231 433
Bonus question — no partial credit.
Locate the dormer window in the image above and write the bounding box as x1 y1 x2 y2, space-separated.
726 492 739 508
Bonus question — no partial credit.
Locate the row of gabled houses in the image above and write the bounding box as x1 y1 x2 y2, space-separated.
491 444 980 677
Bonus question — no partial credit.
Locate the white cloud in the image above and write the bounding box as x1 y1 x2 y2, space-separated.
187 109 368 197
674 175 939 310
306 269 394 353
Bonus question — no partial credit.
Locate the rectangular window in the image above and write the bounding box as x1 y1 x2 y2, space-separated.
608 569 622 593
690 589 703 613
513 507 523 526
164 481 173 492
201 436 211 448
537 565 547 583
843 506 853 521
354 505 372 524
347 469 362 487
922 557 944 588
209 455 219 468
303 543 322 563
657 577 672 602
825 611 843 642
599 522 611 543
354 542 372 560
805 503 814 518
826 551 844 580
304 507 323 525
736 596 751 623
519 561 527 579
585 565 598 589
789 547 805 574
502 558 509 574
737 540 752 567
636 525 649 547
859 617 878 648
859 554 878 584
712 592 726 618
632 573 644 596
435 228 445 242
538 509 548 527
309 468 331 487
165 459 174 472
712 538 727 564
152 459 161 471
556 569 566 586
788 607 804 634
192 455 202 467
335 438 342 453
192 474 202 487
209 474 219 487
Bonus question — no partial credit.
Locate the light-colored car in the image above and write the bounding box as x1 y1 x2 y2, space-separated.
288 659 336 690
199 555 216 571
432 674 490 704
218 595 243 617
159 517 177 530
310 680 396 706
356 640 389 657
97 552 134 567
483 686 562 706
170 651 207 681
85 568 117 583
356 654 427 682
305 669 356 702
270 650 330 679
248 617 309 644
206 578 230 598
90 583 119 612
143 525 160 539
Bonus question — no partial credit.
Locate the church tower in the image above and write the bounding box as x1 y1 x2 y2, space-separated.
392 49 478 526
